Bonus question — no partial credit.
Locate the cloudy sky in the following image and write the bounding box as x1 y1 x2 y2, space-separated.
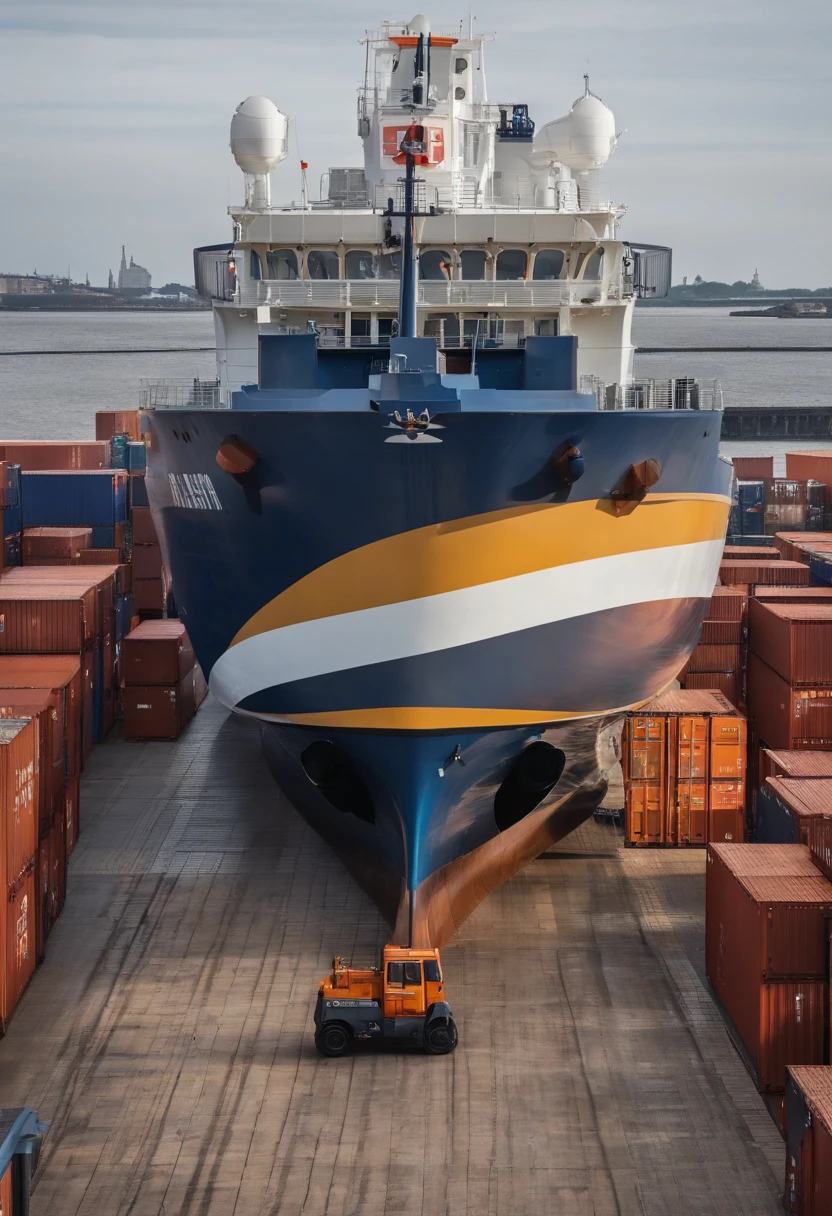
1 0 829 288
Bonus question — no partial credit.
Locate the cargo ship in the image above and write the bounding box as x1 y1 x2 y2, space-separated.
141 15 731 947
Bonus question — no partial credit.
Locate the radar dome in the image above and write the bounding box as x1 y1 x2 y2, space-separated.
230 96 288 176
407 13 431 35
532 82 617 173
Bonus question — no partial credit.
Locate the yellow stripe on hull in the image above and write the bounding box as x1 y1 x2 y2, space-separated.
231 493 730 645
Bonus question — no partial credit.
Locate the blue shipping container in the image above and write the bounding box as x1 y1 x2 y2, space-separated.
109 434 129 469
737 481 765 537
754 785 798 844
21 469 128 527
91 526 118 548
130 473 149 508
126 442 147 472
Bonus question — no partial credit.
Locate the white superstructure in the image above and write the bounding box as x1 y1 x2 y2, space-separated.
199 15 670 405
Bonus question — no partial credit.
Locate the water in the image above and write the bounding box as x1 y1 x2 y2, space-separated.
0 307 830 473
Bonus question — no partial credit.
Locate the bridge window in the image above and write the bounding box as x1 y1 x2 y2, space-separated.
419 250 452 281
533 249 565 280
460 249 488 280
250 250 262 280
378 251 402 279
424 312 460 344
345 250 377 279
495 250 527 281
265 249 298 280
351 313 371 340
307 250 340 280
582 249 605 280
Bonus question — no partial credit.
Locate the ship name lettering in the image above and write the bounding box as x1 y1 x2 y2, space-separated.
168 472 223 511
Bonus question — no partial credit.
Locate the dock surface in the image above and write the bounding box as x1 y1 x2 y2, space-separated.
0 700 784 1215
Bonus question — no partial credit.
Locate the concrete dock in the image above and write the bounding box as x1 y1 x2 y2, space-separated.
0 699 785 1214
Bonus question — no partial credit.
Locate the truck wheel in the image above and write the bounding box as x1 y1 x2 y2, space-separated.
315 1022 353 1058
424 1017 458 1055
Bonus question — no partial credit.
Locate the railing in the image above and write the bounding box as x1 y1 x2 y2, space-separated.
599 378 724 412
140 379 221 409
236 279 613 309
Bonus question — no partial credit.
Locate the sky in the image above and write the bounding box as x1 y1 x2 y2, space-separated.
1 0 829 288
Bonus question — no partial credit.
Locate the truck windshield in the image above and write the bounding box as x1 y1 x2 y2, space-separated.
423 960 441 983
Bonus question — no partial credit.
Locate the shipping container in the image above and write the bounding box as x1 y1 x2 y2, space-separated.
764 751 832 781
130 507 158 547
126 441 147 472
685 643 744 675
133 577 166 614
130 474 149 509
0 582 96 653
721 559 810 587
681 670 743 705
706 846 832 1091
0 655 82 782
20 469 127 527
625 782 664 844
707 586 748 622
95 410 142 442
786 452 832 493
750 602 832 686
79 547 120 566
123 676 197 740
723 544 780 560
2 463 21 536
89 523 125 552
775 532 832 562
122 620 194 686
735 481 765 537
676 781 708 845
755 587 832 605
708 782 745 843
0 690 61 833
734 457 775 481
1 865 36 1032
0 440 110 471
747 652 832 751
784 1065 832 1216
757 779 832 845
699 620 744 645
22 527 92 562
132 544 163 581
0 718 38 887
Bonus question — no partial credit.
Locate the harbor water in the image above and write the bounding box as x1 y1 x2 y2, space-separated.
1 306 830 472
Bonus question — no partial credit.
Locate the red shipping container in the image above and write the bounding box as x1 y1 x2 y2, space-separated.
699 620 744 644
706 848 832 1091
775 533 832 562
2 566 119 644
747 652 832 751
706 587 748 622
750 602 832 686
0 654 82 782
723 544 779 560
0 440 110 470
710 842 820 879
720 559 810 587
1 864 36 1032
686 643 743 674
0 718 38 887
785 1066 832 1216
681 671 743 707
0 582 96 653
22 527 92 561
95 410 142 441
123 620 194 686
132 543 163 581
133 577 166 613
78 547 120 566
755 587 832 605
64 774 80 856
0 690 61 833
123 677 196 740
46 809 66 938
733 456 774 480
131 507 158 546
808 816 832 883
764 751 832 781
763 778 832 845
786 451 832 493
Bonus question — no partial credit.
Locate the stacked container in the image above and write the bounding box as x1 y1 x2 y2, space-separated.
756 779 832 845
706 843 832 1093
130 506 166 615
679 587 747 705
1 462 22 569
0 441 111 470
19 470 127 557
747 603 832 752
623 690 747 846
0 718 38 1032
122 621 204 739
22 527 92 566
785 1066 832 1216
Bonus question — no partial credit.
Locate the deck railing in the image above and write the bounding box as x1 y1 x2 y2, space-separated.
139 379 221 409
236 278 614 309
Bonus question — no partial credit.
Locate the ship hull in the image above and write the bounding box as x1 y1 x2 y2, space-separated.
143 405 730 943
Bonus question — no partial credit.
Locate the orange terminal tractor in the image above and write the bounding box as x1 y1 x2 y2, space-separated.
314 944 458 1057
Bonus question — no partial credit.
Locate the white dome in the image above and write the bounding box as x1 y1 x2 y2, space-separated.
407 13 431 35
230 96 288 176
532 86 617 173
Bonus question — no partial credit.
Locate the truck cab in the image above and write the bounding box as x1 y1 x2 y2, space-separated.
314 944 457 1057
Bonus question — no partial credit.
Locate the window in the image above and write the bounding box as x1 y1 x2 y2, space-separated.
535 318 557 336
307 250 340 280
419 250 451 281
495 250 527 280
533 249 565 281
424 959 441 982
265 249 298 280
582 249 605 280
387 961 404 985
455 57 468 73
403 962 422 984
424 313 460 344
351 314 371 339
250 250 262 280
460 249 488 280
377 251 402 280
463 127 480 169
345 250 377 279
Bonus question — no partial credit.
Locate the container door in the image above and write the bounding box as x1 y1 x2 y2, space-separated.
711 716 747 779
759 981 827 1093
678 783 707 844
626 783 663 844
628 715 665 781
678 717 708 779
765 904 830 980
0 1164 11 1216
709 782 745 843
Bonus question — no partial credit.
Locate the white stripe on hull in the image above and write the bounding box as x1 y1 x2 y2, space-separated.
209 538 724 708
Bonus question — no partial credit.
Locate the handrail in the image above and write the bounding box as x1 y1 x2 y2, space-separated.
235 279 615 309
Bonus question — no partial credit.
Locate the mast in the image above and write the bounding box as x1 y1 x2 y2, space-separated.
398 132 420 339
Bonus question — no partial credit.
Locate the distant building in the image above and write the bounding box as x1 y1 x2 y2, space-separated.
108 269 114 289
118 246 151 291
751 268 763 291
0 274 51 295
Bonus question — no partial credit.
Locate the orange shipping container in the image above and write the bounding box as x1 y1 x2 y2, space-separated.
123 675 197 740
720 559 810 587
686 643 743 674
733 456 774 480
626 713 665 781
785 451 832 494
0 655 82 783
0 440 110 471
626 782 664 845
0 718 38 887
676 782 708 845
1 865 36 1032
0 690 61 833
132 544 163 581
95 410 142 442
709 782 745 843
